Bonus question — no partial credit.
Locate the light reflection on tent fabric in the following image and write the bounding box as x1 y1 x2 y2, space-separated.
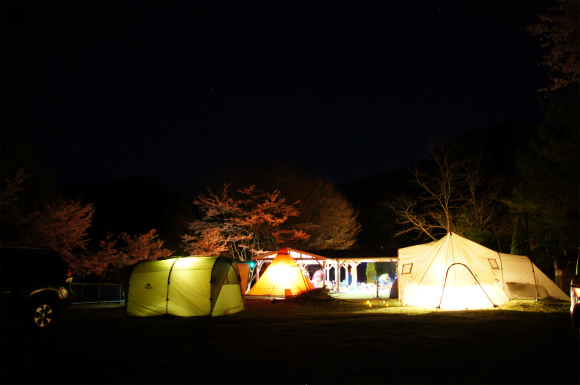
399 233 571 310
247 249 314 297
398 233 509 310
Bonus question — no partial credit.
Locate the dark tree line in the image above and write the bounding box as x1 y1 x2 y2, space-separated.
1 137 361 283
0 136 174 281
384 84 578 277
509 85 579 272
382 0 579 276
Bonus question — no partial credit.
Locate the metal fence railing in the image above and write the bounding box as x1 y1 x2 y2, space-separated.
71 283 125 305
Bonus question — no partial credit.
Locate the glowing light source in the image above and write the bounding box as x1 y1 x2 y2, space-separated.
247 250 314 297
398 233 511 310
439 284 497 310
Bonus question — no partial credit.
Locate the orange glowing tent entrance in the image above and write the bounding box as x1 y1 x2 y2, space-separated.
247 248 314 297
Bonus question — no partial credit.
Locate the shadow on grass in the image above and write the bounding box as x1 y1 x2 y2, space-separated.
1 296 578 384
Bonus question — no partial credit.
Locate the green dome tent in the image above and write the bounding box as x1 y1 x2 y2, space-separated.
127 256 245 318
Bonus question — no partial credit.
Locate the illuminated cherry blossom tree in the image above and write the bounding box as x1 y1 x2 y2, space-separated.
77 230 173 279
1 167 173 279
1 168 93 256
200 161 361 250
182 184 309 260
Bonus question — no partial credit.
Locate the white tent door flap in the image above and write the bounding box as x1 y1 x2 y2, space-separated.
439 264 495 310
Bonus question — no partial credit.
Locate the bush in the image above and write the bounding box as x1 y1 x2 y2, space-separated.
294 287 333 300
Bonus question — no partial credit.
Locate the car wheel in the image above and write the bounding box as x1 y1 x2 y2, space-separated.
30 300 56 328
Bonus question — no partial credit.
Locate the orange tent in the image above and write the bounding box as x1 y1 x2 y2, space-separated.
247 248 314 297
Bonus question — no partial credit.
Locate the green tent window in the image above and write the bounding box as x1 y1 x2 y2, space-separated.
225 264 240 284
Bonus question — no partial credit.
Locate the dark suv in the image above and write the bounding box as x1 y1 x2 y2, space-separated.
1 247 73 328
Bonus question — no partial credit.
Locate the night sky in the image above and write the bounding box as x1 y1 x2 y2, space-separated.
2 1 550 193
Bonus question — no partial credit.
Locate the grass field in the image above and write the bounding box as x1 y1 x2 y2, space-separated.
1 295 578 384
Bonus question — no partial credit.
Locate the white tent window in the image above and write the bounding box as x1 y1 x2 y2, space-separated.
488 259 499 269
402 264 413 275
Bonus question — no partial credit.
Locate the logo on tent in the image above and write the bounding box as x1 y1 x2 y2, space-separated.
145 283 152 289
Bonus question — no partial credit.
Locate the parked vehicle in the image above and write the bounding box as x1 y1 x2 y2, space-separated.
1 247 73 328
571 255 580 336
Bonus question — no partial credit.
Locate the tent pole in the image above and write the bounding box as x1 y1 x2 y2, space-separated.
299 262 311 293
396 261 402 305
439 263 497 309
336 261 341 293
322 260 326 289
352 262 358 289
166 257 181 316
256 261 263 280
531 261 539 301
498 252 506 295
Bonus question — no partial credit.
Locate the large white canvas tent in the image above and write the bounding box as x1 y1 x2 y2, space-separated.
127 256 245 318
398 233 569 310
247 248 314 297
398 233 509 309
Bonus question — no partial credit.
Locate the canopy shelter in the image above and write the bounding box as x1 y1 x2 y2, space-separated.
127 256 245 318
252 248 397 294
398 233 570 310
